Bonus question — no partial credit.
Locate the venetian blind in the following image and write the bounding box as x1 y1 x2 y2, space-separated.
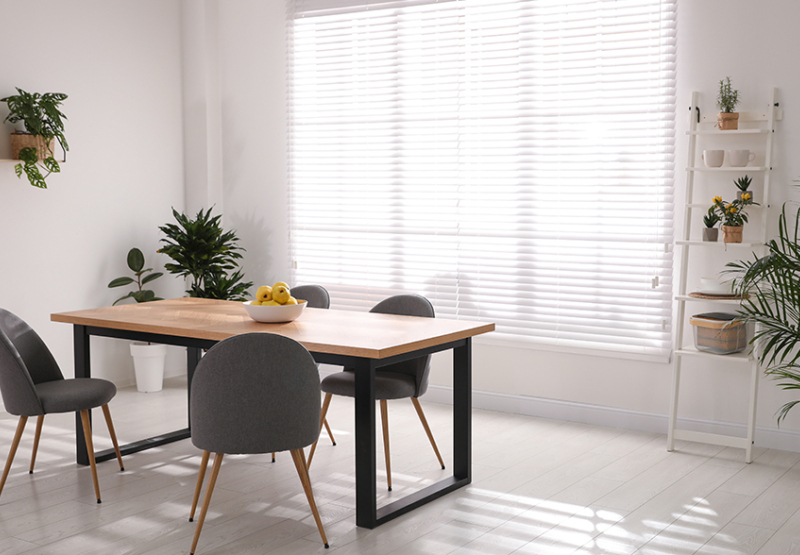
288 0 676 358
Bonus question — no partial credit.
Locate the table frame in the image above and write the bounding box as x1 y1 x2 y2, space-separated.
71 323 472 529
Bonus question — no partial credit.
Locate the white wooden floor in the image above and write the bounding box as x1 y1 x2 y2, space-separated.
1 376 800 554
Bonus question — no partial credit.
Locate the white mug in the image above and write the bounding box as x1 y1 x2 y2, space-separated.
728 149 756 167
702 150 724 168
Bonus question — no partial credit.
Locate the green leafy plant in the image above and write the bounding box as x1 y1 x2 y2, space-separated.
703 206 720 228
1 88 69 188
727 205 800 424
108 248 164 305
734 175 752 192
158 207 253 301
711 194 757 227
716 77 740 113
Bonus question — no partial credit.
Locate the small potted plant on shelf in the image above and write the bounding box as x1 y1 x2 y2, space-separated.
734 175 753 201
702 207 720 242
716 76 740 130
711 193 758 243
158 207 253 301
0 87 68 188
107 247 167 392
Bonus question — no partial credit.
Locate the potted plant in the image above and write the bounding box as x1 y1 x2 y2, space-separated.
728 205 800 424
158 207 253 300
716 77 740 130
734 175 753 201
702 207 720 242
107 247 166 392
1 88 68 188
711 194 757 243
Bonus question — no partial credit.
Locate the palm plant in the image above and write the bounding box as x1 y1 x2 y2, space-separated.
158 207 253 301
727 205 800 424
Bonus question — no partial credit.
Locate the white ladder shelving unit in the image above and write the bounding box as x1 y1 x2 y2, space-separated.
668 88 781 463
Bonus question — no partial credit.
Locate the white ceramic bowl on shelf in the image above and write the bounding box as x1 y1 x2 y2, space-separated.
243 300 307 323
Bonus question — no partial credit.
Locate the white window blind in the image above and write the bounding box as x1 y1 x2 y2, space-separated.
288 0 676 359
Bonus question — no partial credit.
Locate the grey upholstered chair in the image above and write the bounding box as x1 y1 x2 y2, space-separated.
0 309 124 504
187 332 328 554
307 294 445 491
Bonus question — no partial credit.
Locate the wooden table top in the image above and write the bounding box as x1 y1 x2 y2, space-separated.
52 297 495 359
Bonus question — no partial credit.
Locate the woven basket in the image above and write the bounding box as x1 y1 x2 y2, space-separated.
11 132 55 161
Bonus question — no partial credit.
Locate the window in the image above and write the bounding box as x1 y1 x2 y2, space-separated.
288 0 676 359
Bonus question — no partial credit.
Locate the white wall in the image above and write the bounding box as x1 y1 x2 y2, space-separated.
0 0 186 385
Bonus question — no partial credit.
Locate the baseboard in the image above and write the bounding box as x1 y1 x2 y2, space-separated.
416 381 800 454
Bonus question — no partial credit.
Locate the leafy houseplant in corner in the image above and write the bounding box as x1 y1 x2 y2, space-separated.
158 207 253 301
1 88 68 188
728 205 800 424
716 77 740 130
108 247 167 392
702 207 720 242
711 193 757 243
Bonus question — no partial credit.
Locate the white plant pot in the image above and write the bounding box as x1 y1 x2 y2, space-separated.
130 342 167 392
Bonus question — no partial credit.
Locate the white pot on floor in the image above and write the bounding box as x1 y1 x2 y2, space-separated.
130 342 167 392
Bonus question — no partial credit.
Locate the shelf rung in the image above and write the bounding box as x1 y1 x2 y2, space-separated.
673 429 751 450
674 347 753 362
676 240 764 247
686 166 767 172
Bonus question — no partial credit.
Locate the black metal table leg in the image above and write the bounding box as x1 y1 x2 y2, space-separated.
453 337 472 482
354 359 378 528
74 325 90 466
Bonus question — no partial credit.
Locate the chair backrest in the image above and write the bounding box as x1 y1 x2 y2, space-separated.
370 294 435 397
190 333 322 455
291 285 330 309
0 309 63 416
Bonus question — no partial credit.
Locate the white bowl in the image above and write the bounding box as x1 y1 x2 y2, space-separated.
243 300 307 323
699 276 733 294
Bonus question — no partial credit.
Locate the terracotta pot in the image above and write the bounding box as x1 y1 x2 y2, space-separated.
702 227 719 242
717 112 740 130
10 132 54 161
722 225 743 243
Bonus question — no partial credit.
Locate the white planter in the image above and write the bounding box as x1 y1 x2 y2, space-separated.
130 342 167 392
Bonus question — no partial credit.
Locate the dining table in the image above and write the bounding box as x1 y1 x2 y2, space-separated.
51 297 494 528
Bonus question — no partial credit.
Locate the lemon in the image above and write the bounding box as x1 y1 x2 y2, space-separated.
272 285 291 304
263 300 280 306
284 296 298 305
251 301 262 306
256 285 273 303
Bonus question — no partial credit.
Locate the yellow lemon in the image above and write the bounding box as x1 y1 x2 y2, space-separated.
256 285 273 303
251 301 262 306
272 285 291 304
263 300 280 306
284 296 298 305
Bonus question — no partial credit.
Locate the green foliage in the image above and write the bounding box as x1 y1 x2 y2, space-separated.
158 207 253 301
108 247 164 305
734 175 752 192
727 206 800 424
716 77 740 113
703 206 720 228
710 194 757 227
1 88 69 189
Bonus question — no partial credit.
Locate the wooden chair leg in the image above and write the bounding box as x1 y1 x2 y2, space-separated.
307 392 333 469
272 452 276 463
101 404 125 471
380 400 392 491
79 410 102 503
190 452 223 555
189 450 210 522
411 397 445 469
323 417 336 446
0 416 28 498
29 415 44 474
290 449 329 548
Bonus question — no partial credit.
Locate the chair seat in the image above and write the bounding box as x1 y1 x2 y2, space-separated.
35 378 116 415
321 370 415 400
